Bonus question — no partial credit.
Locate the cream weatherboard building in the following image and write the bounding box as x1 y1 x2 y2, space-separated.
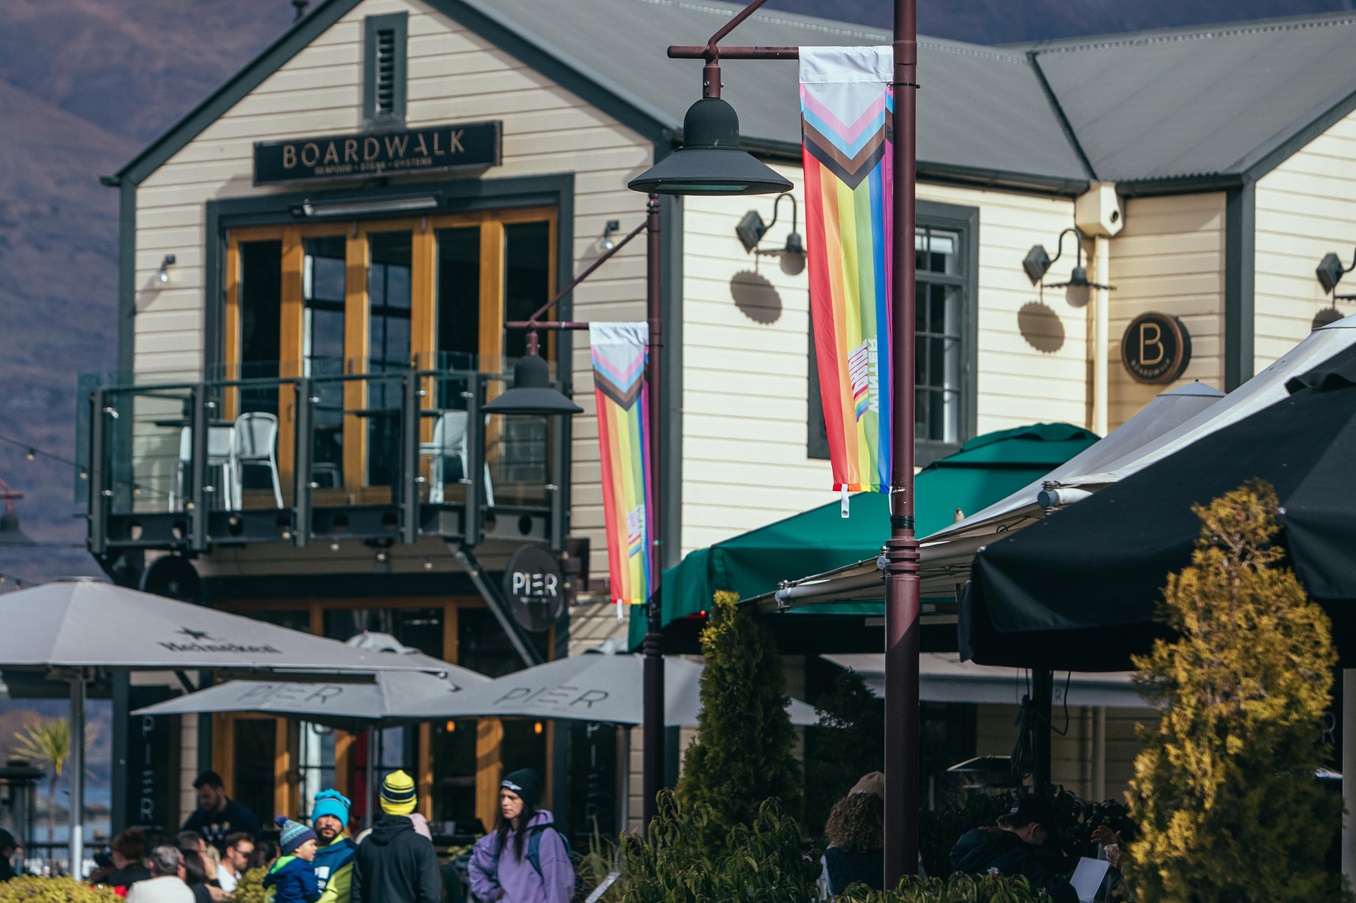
86 0 1356 841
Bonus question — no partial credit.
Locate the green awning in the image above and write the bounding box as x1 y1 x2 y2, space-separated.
629 423 1098 650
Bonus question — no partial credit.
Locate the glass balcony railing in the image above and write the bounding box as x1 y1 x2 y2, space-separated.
80 364 568 553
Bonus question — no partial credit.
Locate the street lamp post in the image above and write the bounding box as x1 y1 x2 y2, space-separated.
630 0 921 881
486 196 670 827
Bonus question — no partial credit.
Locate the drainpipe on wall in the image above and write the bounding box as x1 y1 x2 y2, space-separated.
1074 183 1122 436
1093 236 1110 436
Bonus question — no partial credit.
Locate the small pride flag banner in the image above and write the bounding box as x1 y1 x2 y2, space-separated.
589 323 652 616
800 46 893 493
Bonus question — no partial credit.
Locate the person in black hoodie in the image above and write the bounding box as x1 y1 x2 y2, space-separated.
948 796 1077 903
351 770 440 903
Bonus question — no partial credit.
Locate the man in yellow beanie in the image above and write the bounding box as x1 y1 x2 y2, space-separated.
350 770 440 903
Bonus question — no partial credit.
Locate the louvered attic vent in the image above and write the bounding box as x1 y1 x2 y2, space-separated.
375 28 396 115
364 13 406 127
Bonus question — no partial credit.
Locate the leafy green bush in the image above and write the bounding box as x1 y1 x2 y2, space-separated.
619 792 818 903
0 877 121 902
841 874 1052 902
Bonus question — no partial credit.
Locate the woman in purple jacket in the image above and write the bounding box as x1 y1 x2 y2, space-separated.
468 769 575 903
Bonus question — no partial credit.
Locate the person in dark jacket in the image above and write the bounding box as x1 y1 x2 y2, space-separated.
180 771 261 853
263 817 321 903
105 827 153 897
948 797 1076 903
351 770 441 903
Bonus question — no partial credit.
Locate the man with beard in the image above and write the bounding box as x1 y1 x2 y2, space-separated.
310 789 358 903
180 771 261 853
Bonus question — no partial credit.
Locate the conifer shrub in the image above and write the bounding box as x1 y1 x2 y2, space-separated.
1125 480 1349 901
674 590 802 842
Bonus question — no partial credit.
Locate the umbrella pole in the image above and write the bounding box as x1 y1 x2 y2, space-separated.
68 674 85 878
366 730 377 830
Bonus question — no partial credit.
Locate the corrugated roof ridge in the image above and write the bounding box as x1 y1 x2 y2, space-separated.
1030 11 1356 55
627 0 888 40
625 0 1028 62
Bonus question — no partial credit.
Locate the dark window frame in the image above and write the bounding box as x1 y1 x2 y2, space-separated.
363 13 408 129
807 198 979 468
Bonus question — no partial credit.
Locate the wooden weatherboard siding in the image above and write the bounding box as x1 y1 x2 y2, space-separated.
1106 192 1227 429
131 0 653 583
677 177 1083 557
1254 108 1356 370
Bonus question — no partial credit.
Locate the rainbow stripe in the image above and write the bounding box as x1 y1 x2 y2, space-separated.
589 323 653 611
800 47 894 492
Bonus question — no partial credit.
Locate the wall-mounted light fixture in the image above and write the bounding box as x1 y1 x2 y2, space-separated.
1023 226 1113 307
156 254 176 284
735 193 806 275
290 194 441 219
598 220 621 252
1316 248 1356 300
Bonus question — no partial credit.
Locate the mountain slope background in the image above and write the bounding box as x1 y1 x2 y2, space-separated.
0 0 1350 587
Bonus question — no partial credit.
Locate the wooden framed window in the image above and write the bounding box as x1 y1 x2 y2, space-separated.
222 208 557 501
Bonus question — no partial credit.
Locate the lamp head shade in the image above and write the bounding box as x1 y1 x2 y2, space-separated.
628 97 793 196
482 351 583 416
0 511 34 546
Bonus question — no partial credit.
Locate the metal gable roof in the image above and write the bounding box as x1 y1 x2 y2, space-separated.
114 0 1356 195
1027 13 1356 183
477 0 1090 182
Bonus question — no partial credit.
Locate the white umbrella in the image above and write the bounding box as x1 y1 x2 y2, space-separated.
0 578 439 874
389 651 821 726
130 654 487 730
132 633 488 829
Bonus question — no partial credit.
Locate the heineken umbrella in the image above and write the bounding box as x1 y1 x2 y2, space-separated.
391 651 821 726
132 633 489 830
131 651 488 732
959 341 1356 672
0 578 438 876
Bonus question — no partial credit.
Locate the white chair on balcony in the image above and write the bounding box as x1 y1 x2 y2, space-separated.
421 411 494 508
169 424 235 512
230 411 284 508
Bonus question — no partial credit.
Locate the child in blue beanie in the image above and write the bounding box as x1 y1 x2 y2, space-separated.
264 816 321 903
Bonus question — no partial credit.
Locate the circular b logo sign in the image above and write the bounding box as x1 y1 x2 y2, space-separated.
1122 313 1191 384
503 544 566 632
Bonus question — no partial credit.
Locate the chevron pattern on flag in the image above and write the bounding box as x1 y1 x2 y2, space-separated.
800 46 894 494
588 322 653 611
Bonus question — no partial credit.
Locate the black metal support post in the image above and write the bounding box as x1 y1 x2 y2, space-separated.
400 372 421 545
88 390 108 556
294 379 314 547
1032 669 1054 792
641 194 666 829
189 384 209 552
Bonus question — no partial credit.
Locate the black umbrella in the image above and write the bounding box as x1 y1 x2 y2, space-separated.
959 342 1356 672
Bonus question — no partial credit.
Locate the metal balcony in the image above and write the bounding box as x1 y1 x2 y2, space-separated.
81 366 569 555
